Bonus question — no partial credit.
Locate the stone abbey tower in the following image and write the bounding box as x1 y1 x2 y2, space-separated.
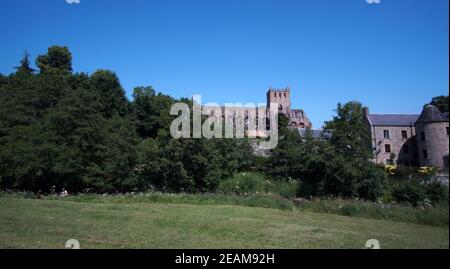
267 87 312 129
203 86 312 138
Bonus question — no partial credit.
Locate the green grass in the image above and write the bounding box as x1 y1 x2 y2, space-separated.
1 192 296 210
2 191 448 227
0 197 448 249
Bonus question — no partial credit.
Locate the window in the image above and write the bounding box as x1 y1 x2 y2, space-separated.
421 132 426 141
423 149 428 159
385 144 391 153
401 130 408 139
383 130 390 139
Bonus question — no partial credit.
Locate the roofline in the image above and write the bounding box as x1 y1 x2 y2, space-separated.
371 124 417 127
366 114 420 127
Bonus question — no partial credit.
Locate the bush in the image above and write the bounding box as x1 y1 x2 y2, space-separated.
298 197 449 227
217 172 300 199
425 181 449 205
389 179 448 206
217 172 266 194
266 180 299 199
391 180 427 206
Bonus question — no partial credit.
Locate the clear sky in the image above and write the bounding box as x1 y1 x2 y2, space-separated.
0 0 448 127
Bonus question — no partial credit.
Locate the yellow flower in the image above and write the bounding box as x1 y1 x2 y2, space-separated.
384 164 396 176
418 166 434 176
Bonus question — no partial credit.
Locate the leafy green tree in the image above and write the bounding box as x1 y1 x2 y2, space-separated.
132 86 175 138
325 101 372 161
91 70 129 117
267 114 304 181
429 95 448 113
0 49 141 193
87 115 139 192
135 138 163 190
321 101 383 199
36 46 72 75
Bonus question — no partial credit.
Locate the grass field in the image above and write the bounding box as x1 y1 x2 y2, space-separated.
0 197 448 249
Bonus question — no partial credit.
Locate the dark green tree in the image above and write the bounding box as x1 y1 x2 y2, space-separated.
15 51 35 75
325 101 372 161
267 114 304 181
36 46 73 75
131 86 175 138
91 70 129 117
429 95 448 113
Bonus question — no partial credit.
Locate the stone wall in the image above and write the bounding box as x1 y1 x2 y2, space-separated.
370 125 418 165
415 121 449 169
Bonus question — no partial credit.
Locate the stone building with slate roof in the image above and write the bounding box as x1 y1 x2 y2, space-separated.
364 105 449 170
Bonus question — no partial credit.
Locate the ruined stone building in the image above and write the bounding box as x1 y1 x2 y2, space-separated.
203 87 312 137
364 105 449 170
266 87 312 129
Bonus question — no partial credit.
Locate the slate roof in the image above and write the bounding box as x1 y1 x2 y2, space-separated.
366 114 419 126
417 105 449 123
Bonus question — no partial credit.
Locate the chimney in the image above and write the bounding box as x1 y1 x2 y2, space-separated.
363 107 369 117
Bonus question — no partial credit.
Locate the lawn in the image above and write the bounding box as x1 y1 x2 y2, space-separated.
0 197 448 249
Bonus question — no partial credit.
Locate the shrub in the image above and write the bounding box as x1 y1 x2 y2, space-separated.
217 172 300 199
217 172 266 194
389 179 448 206
425 181 449 205
391 180 427 206
297 197 449 227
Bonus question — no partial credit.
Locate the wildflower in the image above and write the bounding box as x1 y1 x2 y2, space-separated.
384 164 397 176
418 166 434 177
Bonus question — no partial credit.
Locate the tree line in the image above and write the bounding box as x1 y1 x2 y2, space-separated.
1 46 446 200
0 46 253 194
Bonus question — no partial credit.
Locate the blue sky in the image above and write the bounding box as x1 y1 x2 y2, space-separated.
0 0 448 127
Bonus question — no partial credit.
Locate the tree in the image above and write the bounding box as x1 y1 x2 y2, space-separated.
91 70 129 117
36 46 72 75
429 96 448 113
325 101 372 162
15 51 35 75
131 86 175 138
321 101 383 199
266 101 384 200
267 114 304 181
